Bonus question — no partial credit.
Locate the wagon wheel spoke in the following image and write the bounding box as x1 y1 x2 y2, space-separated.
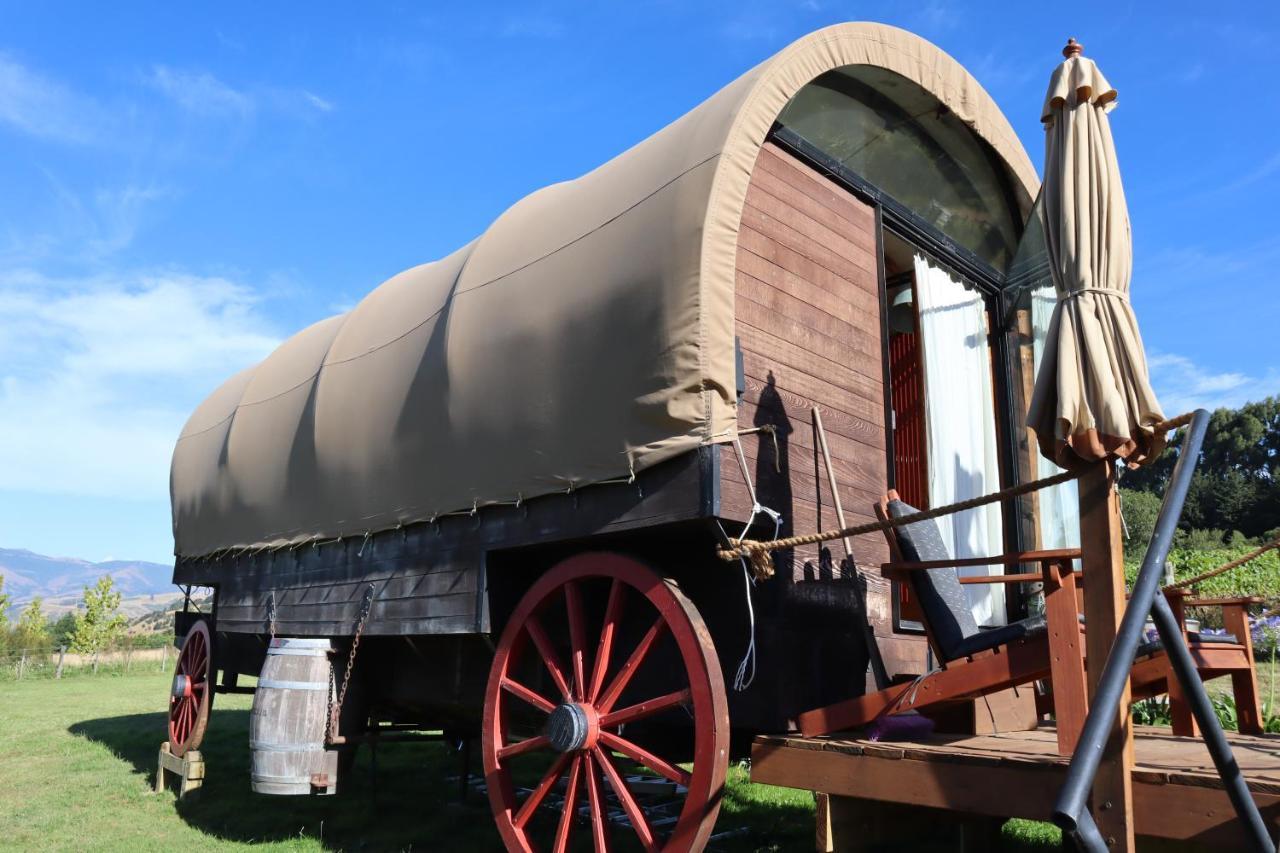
482 555 728 853
514 752 571 829
525 613 573 701
501 677 556 714
588 579 625 703
552 753 584 853
498 734 551 761
584 748 611 853
565 580 588 701
598 730 692 787
600 688 691 728
593 746 657 852
596 616 667 714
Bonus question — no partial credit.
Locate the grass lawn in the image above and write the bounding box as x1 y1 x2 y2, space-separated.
0 669 1061 851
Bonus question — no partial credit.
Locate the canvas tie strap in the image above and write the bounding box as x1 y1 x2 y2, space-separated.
1066 287 1129 300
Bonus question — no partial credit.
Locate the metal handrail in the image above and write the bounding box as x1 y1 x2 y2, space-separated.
1052 409 1274 851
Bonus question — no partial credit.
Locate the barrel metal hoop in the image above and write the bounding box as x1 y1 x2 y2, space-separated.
251 773 326 783
250 740 328 753
257 678 330 691
269 638 332 648
265 647 331 657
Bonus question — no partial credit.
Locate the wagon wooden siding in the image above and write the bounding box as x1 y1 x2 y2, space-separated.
721 141 927 681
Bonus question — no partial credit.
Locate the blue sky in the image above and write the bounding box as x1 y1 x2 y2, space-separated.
0 2 1276 564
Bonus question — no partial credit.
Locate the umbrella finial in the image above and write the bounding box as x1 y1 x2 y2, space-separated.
1062 38 1084 59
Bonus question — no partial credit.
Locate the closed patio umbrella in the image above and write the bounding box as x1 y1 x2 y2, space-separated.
1027 39 1165 468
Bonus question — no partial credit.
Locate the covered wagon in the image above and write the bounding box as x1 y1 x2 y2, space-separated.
165 21 1067 850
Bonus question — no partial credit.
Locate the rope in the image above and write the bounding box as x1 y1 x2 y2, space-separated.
1166 539 1280 591
717 469 1078 573
1151 411 1195 434
715 411 1197 576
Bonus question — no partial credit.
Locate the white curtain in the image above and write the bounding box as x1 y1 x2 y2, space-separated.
1032 287 1081 551
914 253 1006 626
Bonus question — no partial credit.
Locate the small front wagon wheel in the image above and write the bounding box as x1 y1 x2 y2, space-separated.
168 619 213 757
482 553 729 853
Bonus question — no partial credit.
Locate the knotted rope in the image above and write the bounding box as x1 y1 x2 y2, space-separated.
717 469 1080 577
717 411 1196 579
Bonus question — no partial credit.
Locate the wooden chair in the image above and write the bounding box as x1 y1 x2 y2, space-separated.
797 490 1091 755
797 491 1266 751
1132 589 1263 735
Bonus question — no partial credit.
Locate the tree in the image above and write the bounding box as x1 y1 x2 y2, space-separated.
1119 396 1280 540
70 576 127 655
49 612 78 647
1118 488 1162 560
14 598 50 650
0 574 10 631
0 576 9 655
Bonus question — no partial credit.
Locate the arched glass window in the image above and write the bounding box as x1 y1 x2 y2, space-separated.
776 66 1022 269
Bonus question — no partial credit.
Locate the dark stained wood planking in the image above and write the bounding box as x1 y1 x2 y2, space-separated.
751 137 876 228
737 227 880 317
720 141 926 671
738 381 884 450
743 186 877 274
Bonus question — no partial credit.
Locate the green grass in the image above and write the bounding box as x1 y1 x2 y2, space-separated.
0 670 1062 851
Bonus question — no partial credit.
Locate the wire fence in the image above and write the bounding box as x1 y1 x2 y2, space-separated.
0 643 175 681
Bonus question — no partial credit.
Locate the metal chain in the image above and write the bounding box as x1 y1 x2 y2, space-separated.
266 591 277 641
332 584 375 734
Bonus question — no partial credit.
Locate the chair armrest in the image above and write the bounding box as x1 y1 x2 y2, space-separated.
1182 596 1264 607
882 549 1080 573
957 572 1044 585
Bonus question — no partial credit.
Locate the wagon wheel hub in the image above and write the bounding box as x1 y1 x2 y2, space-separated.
172 674 194 699
545 702 599 753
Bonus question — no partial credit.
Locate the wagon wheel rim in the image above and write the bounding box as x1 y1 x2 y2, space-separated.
168 619 212 757
482 553 729 853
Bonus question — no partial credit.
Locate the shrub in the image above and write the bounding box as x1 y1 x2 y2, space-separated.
1125 544 1280 602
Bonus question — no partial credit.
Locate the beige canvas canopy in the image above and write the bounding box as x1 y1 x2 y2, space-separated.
1026 41 1165 467
171 22 1037 557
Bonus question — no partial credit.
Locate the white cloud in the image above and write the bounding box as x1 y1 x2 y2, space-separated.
146 66 254 117
0 52 108 143
0 271 280 500
145 66 335 119
1148 352 1280 414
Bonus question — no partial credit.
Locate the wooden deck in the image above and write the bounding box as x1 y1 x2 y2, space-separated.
752 726 1280 847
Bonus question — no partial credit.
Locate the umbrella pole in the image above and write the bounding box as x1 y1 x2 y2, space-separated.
1078 461 1136 852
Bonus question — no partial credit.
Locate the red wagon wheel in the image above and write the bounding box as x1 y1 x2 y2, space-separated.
168 619 212 757
483 553 729 853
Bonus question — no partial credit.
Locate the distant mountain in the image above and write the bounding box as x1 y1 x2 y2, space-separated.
0 548 175 617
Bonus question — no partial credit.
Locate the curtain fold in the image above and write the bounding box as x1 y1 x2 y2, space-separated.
914 253 1006 626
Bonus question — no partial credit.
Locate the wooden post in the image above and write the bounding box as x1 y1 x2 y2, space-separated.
92 651 99 674
155 741 205 800
1079 461 1135 852
17 650 26 680
160 643 168 672
814 792 834 852
55 646 65 679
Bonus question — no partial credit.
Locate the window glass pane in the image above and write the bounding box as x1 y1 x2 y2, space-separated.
1004 193 1080 556
776 66 1021 269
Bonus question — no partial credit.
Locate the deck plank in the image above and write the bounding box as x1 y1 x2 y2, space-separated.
752 726 1280 844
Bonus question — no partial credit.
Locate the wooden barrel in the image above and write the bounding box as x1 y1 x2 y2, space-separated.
249 637 339 795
